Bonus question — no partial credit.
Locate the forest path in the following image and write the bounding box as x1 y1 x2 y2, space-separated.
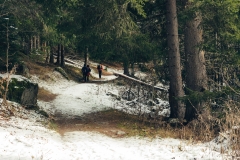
38 57 168 137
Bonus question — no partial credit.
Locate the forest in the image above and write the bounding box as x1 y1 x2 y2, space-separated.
0 0 240 157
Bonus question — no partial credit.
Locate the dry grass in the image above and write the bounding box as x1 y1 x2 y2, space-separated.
64 65 82 82
38 87 58 102
54 109 205 140
219 101 240 157
25 61 55 80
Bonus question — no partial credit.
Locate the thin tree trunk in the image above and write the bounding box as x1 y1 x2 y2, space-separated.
184 2 208 121
131 62 134 76
61 45 65 67
56 44 61 65
123 55 130 75
22 37 25 51
33 36 36 50
37 35 40 50
84 47 89 65
166 0 185 120
44 41 49 63
123 62 130 75
30 36 33 54
49 45 54 64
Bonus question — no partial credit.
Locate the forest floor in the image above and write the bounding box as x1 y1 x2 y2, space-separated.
34 58 172 139
0 56 227 160
32 57 215 140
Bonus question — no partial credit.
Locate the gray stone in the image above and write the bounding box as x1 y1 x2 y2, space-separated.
1 75 38 108
20 82 38 107
116 130 126 136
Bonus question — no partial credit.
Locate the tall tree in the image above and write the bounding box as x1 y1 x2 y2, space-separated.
183 1 208 121
77 0 148 74
165 0 185 120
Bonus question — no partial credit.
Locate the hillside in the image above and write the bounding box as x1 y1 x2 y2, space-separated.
0 57 229 160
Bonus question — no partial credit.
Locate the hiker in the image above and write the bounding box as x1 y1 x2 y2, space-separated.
86 65 91 82
82 64 87 82
97 63 103 78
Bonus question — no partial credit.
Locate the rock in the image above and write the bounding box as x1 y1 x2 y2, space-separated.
117 130 126 136
2 74 38 108
20 82 38 108
110 129 126 136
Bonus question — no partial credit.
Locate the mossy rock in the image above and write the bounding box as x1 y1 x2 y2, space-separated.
2 76 38 108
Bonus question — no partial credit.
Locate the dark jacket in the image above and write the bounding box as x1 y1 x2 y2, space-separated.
82 64 87 75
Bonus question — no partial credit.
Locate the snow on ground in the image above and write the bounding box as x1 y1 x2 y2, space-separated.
0 115 224 160
0 113 225 160
34 71 119 117
0 61 231 160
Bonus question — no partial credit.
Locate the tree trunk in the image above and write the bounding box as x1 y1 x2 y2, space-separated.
44 42 49 63
22 37 25 51
49 46 54 64
61 45 65 67
56 44 61 65
166 0 185 120
30 36 33 54
184 11 208 121
130 62 134 76
123 56 130 75
84 47 89 65
37 35 40 50
33 36 37 50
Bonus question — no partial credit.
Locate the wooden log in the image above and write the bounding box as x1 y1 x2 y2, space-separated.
113 72 168 93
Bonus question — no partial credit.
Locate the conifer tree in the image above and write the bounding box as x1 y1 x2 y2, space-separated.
183 0 208 121
166 0 185 120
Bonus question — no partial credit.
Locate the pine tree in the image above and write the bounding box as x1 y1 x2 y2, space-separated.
166 0 185 120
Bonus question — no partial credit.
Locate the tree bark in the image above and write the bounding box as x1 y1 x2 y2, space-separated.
33 36 37 50
61 45 65 67
30 36 33 54
44 41 49 63
184 10 208 121
37 35 40 50
166 0 185 120
56 44 61 65
49 46 54 64
84 47 89 65
123 56 130 75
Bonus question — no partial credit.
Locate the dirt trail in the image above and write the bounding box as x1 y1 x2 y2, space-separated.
54 110 134 138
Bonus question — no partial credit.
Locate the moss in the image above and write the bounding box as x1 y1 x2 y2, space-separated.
7 78 33 103
48 120 58 130
38 110 49 118
54 67 69 80
26 105 40 110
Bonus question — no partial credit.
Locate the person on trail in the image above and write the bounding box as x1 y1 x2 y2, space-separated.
97 63 103 79
82 64 87 82
86 65 91 82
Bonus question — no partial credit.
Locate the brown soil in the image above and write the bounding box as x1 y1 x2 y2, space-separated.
38 87 58 102
54 110 137 138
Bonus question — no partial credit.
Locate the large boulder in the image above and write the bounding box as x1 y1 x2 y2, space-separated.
1 74 38 108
